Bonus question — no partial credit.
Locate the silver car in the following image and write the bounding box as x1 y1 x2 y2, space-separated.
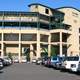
77 62 80 72
0 61 3 70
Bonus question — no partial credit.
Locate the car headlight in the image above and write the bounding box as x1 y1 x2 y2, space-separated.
71 64 76 68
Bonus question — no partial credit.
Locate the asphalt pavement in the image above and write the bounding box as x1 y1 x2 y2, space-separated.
0 63 80 80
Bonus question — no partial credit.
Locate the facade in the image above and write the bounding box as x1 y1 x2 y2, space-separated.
0 3 80 62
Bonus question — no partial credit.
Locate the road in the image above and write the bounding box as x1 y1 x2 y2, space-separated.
0 63 80 80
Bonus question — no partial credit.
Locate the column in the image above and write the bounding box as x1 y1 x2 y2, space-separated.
1 32 4 58
19 32 21 63
60 32 63 57
48 34 51 57
36 32 40 59
30 44 33 61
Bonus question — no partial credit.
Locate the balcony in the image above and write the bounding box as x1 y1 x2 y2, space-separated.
4 33 19 41
50 22 71 30
0 11 50 24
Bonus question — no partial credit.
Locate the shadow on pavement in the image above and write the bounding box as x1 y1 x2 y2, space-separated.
0 70 4 74
74 72 80 76
60 69 68 72
60 70 80 76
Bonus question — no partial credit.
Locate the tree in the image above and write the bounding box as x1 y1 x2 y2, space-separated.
8 52 13 60
24 48 30 61
51 47 57 57
41 47 48 57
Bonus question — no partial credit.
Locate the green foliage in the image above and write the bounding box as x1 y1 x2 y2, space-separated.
41 47 48 57
8 53 13 60
41 52 48 57
51 47 57 57
26 53 30 61
24 48 30 61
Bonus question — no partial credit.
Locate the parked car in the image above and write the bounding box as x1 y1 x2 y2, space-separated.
36 58 42 65
77 62 80 72
41 57 49 65
32 59 36 63
0 58 7 66
21 56 27 63
61 56 80 72
13 57 19 63
54 57 65 69
0 60 3 70
44 57 51 67
50 56 65 69
4 57 12 65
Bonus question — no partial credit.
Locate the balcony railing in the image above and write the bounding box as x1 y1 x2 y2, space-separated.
51 22 71 30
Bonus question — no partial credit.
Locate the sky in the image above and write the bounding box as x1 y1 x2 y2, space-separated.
0 0 80 11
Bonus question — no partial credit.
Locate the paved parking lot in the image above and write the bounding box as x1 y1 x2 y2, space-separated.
0 63 80 80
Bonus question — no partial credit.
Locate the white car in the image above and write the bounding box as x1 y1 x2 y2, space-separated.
36 58 42 65
13 57 19 63
21 56 27 63
61 56 80 72
77 62 80 72
32 59 36 63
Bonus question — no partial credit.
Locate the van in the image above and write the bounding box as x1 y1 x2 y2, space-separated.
61 56 80 72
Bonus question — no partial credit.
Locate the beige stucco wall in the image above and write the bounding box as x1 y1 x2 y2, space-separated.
30 5 53 16
0 28 50 59
6 47 19 54
58 8 80 56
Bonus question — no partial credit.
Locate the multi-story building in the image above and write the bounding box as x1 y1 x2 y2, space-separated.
0 3 80 62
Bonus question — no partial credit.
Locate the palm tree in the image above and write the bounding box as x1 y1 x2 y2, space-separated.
41 47 48 57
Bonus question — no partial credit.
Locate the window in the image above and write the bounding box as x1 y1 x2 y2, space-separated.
72 12 78 17
51 33 60 42
45 8 49 14
4 34 19 41
52 57 57 60
79 28 80 33
35 5 38 8
79 46 80 50
79 36 80 44
66 57 79 61
21 34 37 41
40 34 48 42
74 19 77 23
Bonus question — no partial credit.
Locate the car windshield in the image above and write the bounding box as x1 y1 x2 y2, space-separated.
66 57 79 61
4 58 8 59
52 57 57 60
59 57 64 61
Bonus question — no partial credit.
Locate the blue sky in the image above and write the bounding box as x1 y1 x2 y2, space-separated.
0 0 80 11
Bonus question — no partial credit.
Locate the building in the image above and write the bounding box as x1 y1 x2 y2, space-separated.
0 3 80 62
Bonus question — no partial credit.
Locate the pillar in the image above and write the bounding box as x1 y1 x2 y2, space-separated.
19 32 21 63
30 44 33 61
36 32 40 59
19 43 21 63
1 32 4 58
60 32 62 56
48 34 51 57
